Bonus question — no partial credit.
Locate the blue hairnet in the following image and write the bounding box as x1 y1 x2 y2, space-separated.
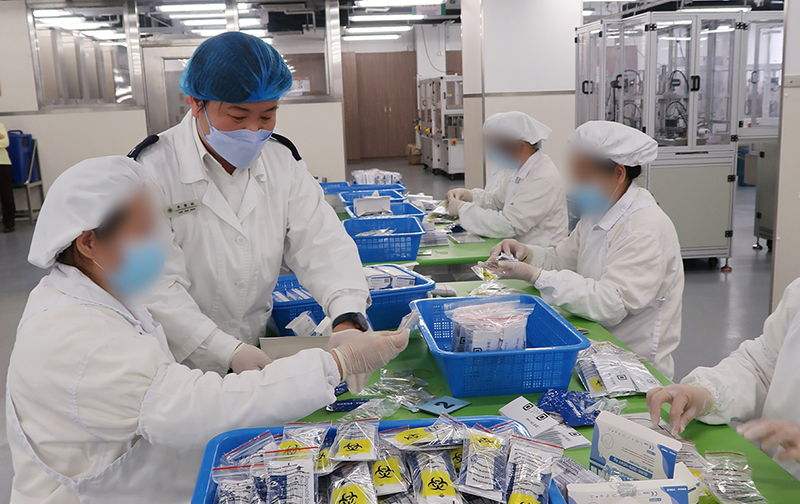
179 32 293 103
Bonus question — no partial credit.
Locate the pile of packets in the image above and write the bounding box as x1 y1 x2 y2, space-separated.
211 413 607 504
574 341 662 397
352 168 403 185
447 300 533 353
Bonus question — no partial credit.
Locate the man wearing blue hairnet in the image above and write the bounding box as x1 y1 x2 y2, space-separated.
132 33 372 375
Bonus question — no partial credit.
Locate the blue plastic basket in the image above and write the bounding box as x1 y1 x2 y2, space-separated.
318 181 350 193
411 294 590 398
338 189 406 205
320 182 407 195
345 201 426 221
192 416 528 504
271 265 435 334
343 216 425 263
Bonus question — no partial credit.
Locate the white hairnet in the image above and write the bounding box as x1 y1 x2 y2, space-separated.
568 120 658 166
483 111 552 145
29 156 145 269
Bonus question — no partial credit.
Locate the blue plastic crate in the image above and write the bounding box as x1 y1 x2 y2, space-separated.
192 416 527 504
411 294 590 398
343 216 425 263
318 181 350 194
338 189 406 206
345 201 426 221
271 264 434 334
321 182 407 195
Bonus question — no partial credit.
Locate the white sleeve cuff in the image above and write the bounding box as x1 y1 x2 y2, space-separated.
182 329 241 375
327 291 370 321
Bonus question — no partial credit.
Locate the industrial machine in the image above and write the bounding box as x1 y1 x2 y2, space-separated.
575 9 782 271
417 76 465 179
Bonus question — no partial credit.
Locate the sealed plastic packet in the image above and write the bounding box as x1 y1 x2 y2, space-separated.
504 437 564 504
550 455 603 499
371 428 412 496
406 450 463 504
449 448 463 474
249 463 269 504
446 301 533 353
379 493 416 504
211 465 253 504
536 390 601 427
387 414 467 451
281 421 332 458
332 419 380 462
329 462 379 504
341 398 402 422
317 435 341 476
702 451 767 504
219 430 277 467
575 341 660 398
262 445 318 504
455 427 506 501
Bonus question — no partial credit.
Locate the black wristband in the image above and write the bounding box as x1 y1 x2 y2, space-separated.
332 312 369 331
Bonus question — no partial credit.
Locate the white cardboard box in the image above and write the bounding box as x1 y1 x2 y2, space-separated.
567 480 689 504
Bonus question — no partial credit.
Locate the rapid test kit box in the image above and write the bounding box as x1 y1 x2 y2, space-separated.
567 480 689 504
589 411 682 480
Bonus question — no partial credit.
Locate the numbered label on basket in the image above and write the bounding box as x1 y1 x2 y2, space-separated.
417 396 471 416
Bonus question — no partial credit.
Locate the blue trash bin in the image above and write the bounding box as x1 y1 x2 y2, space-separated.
6 130 40 185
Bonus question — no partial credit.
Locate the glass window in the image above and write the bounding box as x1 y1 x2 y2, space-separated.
743 21 783 128
696 18 737 145
654 20 692 146
619 22 647 132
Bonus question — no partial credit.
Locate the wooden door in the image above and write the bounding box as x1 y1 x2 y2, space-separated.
383 52 418 157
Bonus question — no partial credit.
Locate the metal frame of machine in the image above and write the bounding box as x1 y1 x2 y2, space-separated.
575 9 783 270
417 75 465 179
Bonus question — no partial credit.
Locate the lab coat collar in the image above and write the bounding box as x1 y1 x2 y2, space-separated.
515 149 542 180
593 182 640 232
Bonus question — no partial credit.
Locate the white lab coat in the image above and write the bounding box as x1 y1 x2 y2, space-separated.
6 264 340 504
528 183 684 378
458 151 568 247
136 113 369 372
683 278 800 478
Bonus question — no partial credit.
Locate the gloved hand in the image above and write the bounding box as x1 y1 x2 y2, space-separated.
489 239 533 264
646 384 715 436
446 197 465 216
330 329 410 393
738 419 800 462
490 261 541 283
230 343 273 373
446 188 473 203
327 328 365 352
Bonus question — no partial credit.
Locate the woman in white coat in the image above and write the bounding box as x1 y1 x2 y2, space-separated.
445 112 568 247
132 32 372 375
490 121 683 378
647 279 800 478
7 156 408 504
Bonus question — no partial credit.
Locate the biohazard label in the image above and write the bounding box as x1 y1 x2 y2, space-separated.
507 493 542 504
337 438 372 457
421 470 456 497
372 458 403 487
394 428 433 446
316 448 331 472
450 447 463 472
470 433 502 450
278 440 307 460
331 484 370 504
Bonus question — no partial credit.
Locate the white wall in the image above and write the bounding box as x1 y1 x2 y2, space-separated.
415 25 447 79
771 3 800 308
0 109 149 192
275 101 346 182
0 1 39 113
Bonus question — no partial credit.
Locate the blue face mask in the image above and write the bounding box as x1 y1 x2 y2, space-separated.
486 147 521 171
95 237 166 298
200 108 273 170
567 183 620 216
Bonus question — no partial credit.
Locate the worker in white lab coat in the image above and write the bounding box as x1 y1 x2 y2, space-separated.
489 121 683 378
7 156 408 504
647 279 800 478
132 32 371 375
445 112 568 247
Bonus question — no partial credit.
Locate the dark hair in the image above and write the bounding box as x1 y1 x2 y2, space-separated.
600 158 642 182
56 206 128 268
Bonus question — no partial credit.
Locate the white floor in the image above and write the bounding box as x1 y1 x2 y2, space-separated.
0 160 774 499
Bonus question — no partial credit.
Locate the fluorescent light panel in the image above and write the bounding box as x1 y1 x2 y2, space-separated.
342 34 402 41
182 17 260 27
32 9 71 17
582 10 595 16
355 0 444 6
81 29 126 40
350 14 425 22
159 3 252 12
680 7 751 12
345 25 413 33
39 16 86 25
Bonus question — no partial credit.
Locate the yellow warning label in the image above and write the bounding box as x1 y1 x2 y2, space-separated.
372 458 403 487
450 447 463 472
394 428 433 446
316 448 331 471
590 377 604 391
421 470 456 497
278 440 306 460
508 493 541 504
337 438 372 457
331 484 370 504
470 433 502 450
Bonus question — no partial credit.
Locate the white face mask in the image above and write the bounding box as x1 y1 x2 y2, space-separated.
200 107 273 169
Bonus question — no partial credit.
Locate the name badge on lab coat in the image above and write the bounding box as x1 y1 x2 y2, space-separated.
166 200 199 218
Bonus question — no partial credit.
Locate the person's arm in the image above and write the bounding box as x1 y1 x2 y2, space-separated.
282 165 370 325
527 222 583 272
458 172 562 239
470 186 502 210
680 280 800 424
534 230 665 327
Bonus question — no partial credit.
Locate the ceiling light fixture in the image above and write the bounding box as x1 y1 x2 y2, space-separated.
342 34 402 41
345 25 413 33
355 0 444 6
159 3 226 13
38 16 87 25
191 28 226 36
32 9 72 18
350 14 425 22
680 7 751 13
81 29 127 40
182 18 226 26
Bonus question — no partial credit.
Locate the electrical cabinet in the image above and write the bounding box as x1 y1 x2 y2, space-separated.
417 76 464 178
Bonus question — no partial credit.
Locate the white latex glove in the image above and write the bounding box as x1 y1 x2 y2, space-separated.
446 197 465 216
446 188 473 203
489 239 533 264
646 384 715 436
327 328 366 386
491 261 541 283
330 329 410 393
739 419 800 462
229 343 273 373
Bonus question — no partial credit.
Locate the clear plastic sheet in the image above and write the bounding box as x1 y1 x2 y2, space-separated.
331 419 380 462
281 422 332 460
446 300 533 352
504 437 563 504
386 414 468 451
356 228 396 237
316 435 341 476
455 427 506 501
371 429 412 496
703 452 767 504
340 398 402 422
406 450 463 504
261 446 318 504
219 430 277 467
329 462 379 504
536 390 601 427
